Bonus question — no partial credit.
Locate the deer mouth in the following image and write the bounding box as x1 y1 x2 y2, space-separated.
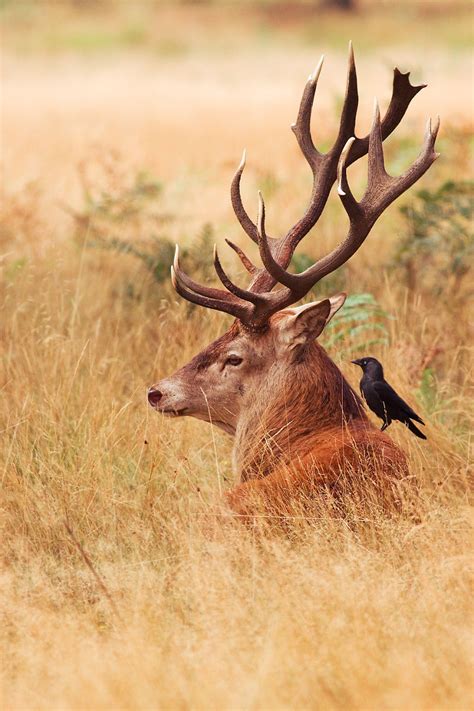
159 407 188 417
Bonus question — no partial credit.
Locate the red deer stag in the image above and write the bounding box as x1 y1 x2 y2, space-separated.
148 46 439 517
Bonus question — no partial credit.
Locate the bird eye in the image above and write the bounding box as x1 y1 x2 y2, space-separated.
225 355 243 367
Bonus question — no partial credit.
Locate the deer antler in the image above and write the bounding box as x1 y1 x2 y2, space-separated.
172 45 439 330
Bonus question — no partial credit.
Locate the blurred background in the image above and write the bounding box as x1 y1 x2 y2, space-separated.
3 0 472 243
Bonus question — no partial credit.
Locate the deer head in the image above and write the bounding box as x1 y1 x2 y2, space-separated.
148 294 346 434
148 45 439 474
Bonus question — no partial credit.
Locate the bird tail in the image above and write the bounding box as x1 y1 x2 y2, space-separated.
407 420 427 440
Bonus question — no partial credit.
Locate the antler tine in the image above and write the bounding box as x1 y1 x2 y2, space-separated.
380 68 426 137
171 265 250 321
349 67 427 165
367 99 388 190
363 113 440 217
291 54 324 171
225 239 259 275
171 246 252 321
230 149 260 244
213 245 267 305
332 41 359 152
172 246 233 302
337 136 358 205
256 191 301 291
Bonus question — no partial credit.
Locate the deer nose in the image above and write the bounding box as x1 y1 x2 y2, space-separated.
147 387 163 407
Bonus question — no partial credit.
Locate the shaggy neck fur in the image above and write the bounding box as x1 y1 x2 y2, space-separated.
233 341 368 480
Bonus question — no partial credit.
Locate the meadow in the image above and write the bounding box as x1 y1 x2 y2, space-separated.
1 2 473 709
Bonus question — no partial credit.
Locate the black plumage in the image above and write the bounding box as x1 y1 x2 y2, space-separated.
351 357 426 440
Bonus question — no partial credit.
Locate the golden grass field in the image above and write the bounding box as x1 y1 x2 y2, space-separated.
1 2 473 709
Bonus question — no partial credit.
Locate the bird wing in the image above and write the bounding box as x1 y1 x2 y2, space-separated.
361 380 388 421
373 381 425 424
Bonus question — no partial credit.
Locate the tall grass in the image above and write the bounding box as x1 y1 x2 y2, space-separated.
1 3 473 709
1 175 472 709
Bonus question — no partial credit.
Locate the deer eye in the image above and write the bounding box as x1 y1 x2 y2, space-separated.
225 355 243 367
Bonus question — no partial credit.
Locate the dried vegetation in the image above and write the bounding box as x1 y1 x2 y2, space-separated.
1 2 473 709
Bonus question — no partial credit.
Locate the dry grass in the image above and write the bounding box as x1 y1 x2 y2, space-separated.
1 3 473 710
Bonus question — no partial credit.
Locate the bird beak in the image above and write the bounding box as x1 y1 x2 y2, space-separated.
351 359 362 366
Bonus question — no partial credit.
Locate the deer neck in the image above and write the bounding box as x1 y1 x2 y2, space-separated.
232 342 366 481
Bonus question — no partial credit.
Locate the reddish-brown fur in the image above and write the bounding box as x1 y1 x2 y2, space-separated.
150 311 408 519
227 423 407 518
227 330 407 517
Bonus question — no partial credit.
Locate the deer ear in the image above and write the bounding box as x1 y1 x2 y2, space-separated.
279 293 346 350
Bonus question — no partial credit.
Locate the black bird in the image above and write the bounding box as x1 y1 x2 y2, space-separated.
352 357 426 440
